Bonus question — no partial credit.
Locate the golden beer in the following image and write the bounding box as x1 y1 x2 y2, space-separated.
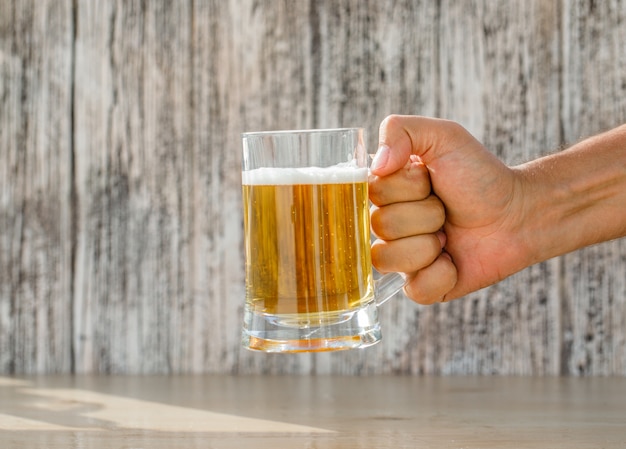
242 166 373 318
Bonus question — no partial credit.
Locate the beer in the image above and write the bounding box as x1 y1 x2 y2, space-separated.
242 165 373 318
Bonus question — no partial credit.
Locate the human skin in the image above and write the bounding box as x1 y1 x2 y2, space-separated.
369 115 626 304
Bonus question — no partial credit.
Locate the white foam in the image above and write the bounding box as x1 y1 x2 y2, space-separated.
242 166 368 185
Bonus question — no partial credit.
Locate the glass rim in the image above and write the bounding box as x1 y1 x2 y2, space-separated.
242 127 363 138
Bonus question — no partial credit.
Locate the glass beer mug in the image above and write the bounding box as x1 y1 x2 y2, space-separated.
241 128 405 352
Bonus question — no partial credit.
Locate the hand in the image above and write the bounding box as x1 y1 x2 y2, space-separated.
369 115 527 304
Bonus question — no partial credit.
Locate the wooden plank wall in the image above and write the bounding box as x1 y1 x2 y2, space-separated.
1 0 625 375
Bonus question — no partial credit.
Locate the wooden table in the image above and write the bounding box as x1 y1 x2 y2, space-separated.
1 375 624 448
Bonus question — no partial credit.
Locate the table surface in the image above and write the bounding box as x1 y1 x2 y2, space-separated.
0 375 625 448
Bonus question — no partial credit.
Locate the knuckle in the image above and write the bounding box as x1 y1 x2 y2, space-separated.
403 282 433 305
442 118 467 136
410 235 442 268
426 196 446 227
405 164 431 197
380 114 403 131
434 200 446 225
427 233 444 256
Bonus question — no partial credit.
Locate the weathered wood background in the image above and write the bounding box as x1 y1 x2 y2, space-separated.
1 0 625 375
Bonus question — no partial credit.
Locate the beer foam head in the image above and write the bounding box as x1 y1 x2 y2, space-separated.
242 165 368 185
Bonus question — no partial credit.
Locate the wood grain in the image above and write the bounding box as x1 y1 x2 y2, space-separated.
0 0 74 373
558 0 626 376
1 0 625 375
4 376 626 448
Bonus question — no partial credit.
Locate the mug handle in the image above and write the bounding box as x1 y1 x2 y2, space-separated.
373 272 407 307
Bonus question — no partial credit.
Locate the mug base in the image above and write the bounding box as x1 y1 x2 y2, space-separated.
241 300 382 353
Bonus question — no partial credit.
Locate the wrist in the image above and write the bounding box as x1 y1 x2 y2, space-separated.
512 163 579 265
514 127 626 264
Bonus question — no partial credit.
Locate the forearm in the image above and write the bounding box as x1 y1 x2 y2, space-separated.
515 124 626 264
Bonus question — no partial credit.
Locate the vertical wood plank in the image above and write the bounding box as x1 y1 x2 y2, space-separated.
309 0 564 375
0 0 74 373
231 0 317 374
559 0 626 376
73 0 197 373
188 0 252 374
415 0 563 375
232 0 443 374
1 0 625 375
310 0 441 375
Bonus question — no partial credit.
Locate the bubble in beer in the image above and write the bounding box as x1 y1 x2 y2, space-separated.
242 164 373 316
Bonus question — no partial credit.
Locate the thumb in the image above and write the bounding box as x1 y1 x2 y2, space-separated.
370 115 464 176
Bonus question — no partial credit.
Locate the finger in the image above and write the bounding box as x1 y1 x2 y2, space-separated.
371 195 445 240
369 155 431 206
370 115 414 176
371 233 444 274
371 114 472 176
403 252 458 305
